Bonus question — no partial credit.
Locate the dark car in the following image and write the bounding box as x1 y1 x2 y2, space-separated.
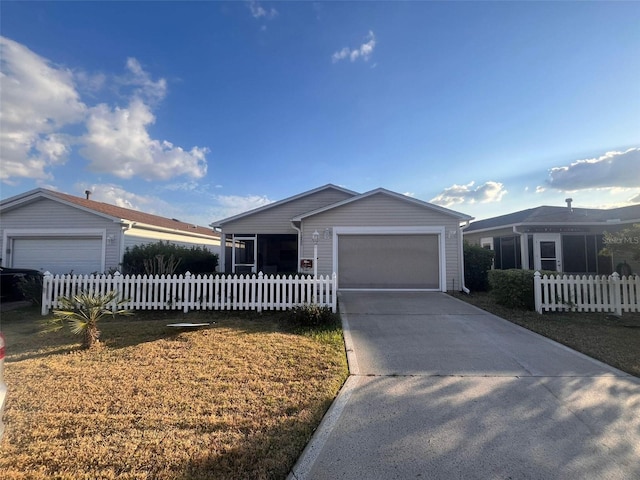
0 267 43 303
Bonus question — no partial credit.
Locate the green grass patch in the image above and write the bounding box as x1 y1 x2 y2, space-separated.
0 306 348 479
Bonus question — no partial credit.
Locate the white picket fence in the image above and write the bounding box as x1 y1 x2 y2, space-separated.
41 271 337 315
534 271 640 315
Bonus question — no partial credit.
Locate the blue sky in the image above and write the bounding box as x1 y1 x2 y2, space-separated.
1 1 639 227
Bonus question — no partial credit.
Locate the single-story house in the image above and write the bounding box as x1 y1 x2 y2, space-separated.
463 199 640 275
0 188 221 275
212 184 473 291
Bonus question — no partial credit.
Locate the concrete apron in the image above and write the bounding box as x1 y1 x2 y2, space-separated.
288 292 640 480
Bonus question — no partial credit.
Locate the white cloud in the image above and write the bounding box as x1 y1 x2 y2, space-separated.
210 194 273 222
81 98 208 180
118 58 167 103
248 1 278 20
0 36 210 185
0 36 86 181
430 181 507 207
79 183 157 211
546 148 640 191
332 31 376 63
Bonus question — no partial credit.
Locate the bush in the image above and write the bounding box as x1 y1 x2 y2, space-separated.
463 242 495 291
17 274 44 305
488 269 536 310
488 269 557 310
122 241 218 275
287 304 337 328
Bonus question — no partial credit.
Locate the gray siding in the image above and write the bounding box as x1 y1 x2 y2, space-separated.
300 193 464 289
221 189 355 234
0 198 121 272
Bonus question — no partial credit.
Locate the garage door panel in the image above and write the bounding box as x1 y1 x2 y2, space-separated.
338 234 439 289
12 237 103 275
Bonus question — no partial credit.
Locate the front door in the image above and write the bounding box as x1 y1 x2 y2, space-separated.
534 234 562 272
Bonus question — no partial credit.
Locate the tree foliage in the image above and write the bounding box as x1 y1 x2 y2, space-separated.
463 241 495 291
601 223 640 262
44 291 132 349
122 241 219 275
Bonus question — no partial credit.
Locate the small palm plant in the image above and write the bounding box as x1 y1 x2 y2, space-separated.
45 291 132 349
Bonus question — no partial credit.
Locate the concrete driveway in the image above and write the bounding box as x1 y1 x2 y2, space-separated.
288 292 640 480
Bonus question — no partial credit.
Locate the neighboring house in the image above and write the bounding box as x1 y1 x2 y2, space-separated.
463 199 640 275
0 188 221 275
213 184 473 291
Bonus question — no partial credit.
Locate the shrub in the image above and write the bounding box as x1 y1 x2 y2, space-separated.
122 241 218 275
43 291 132 349
488 269 536 310
16 273 44 305
287 304 337 328
488 269 557 310
463 242 495 291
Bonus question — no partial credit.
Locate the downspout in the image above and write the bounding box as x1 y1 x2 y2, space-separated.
291 221 302 273
119 221 135 271
459 220 471 294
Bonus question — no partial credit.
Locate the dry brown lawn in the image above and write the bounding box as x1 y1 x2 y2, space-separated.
0 306 348 479
451 291 640 377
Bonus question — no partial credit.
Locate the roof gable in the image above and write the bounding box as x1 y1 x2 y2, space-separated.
214 184 358 226
293 188 473 221
1 188 218 238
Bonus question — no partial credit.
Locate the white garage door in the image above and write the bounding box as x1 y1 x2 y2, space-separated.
12 237 103 275
337 234 440 289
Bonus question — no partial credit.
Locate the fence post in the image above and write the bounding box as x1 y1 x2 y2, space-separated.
41 271 53 315
257 272 263 313
534 271 542 314
611 272 621 316
184 272 192 313
112 271 122 312
332 273 337 313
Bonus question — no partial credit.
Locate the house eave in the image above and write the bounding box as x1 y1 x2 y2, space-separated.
464 219 640 236
213 184 359 227
292 188 473 222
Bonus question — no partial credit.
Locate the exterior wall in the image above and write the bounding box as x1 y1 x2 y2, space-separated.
220 188 355 234
123 229 221 253
464 227 515 246
0 198 222 274
299 193 464 290
464 223 639 274
0 198 120 272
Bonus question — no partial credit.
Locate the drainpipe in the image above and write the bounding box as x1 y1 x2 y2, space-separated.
291 221 302 273
119 221 134 271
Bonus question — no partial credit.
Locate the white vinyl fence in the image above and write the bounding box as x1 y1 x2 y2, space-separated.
41 271 337 315
534 271 640 315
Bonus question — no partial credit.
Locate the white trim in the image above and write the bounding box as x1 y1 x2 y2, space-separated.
332 226 447 292
533 233 563 272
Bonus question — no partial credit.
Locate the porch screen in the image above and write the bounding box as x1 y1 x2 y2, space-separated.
338 234 440 289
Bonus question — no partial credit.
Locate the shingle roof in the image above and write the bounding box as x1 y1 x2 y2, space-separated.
465 204 640 233
3 188 219 238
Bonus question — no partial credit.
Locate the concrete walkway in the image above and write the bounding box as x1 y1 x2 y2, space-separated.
288 292 640 480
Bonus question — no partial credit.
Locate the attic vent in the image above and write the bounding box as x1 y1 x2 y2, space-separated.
565 198 573 213
172 218 181 222
85 190 91 200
